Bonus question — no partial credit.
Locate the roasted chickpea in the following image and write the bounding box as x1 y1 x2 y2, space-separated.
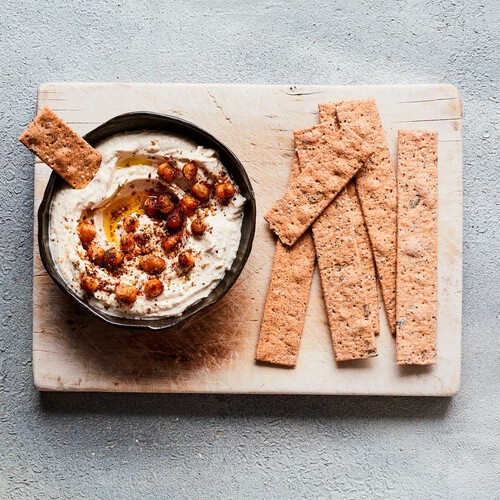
120 234 136 253
165 209 184 231
191 217 207 236
191 182 210 202
178 251 195 269
143 197 159 218
103 247 123 269
115 284 138 304
179 195 199 215
182 161 198 181
215 182 235 200
87 244 105 266
80 275 98 293
158 159 177 182
140 255 166 274
77 220 96 244
123 215 138 233
157 194 175 215
161 232 181 253
144 278 164 299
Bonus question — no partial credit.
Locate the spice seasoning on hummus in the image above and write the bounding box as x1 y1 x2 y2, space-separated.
49 132 245 318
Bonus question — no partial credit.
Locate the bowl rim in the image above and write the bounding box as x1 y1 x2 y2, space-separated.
38 111 256 331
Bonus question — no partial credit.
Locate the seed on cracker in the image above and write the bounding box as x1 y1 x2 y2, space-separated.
396 130 438 365
312 185 378 361
255 153 316 367
329 98 397 335
264 122 374 246
19 106 101 189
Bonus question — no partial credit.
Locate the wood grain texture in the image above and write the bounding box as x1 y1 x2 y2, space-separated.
33 82 462 395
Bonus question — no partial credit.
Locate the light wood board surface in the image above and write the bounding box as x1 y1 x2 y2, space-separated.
32 82 462 395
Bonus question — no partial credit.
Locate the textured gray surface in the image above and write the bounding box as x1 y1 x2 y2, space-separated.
0 0 499 498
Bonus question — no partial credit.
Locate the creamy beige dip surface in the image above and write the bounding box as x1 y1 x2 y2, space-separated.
49 131 245 318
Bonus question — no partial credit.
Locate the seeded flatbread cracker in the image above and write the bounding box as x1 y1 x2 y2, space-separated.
256 154 316 367
264 123 373 246
19 106 101 189
346 182 380 336
333 99 397 335
396 130 438 365
312 185 378 361
317 104 380 337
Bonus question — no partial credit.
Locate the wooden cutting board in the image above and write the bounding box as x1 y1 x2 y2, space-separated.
32 82 462 395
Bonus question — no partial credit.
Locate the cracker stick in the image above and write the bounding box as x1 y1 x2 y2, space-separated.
255 154 316 367
264 123 373 246
313 105 377 359
396 130 438 365
19 106 101 189
346 182 380 336
312 185 378 361
332 99 397 334
317 103 380 337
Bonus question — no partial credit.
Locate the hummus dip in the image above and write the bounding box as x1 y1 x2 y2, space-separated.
49 131 245 318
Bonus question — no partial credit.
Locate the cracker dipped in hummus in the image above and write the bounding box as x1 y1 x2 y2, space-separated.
49 132 245 318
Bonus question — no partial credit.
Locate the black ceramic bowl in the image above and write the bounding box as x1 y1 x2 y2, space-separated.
38 112 256 330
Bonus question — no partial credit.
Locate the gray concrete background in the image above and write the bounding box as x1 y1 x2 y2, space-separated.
1 0 499 498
